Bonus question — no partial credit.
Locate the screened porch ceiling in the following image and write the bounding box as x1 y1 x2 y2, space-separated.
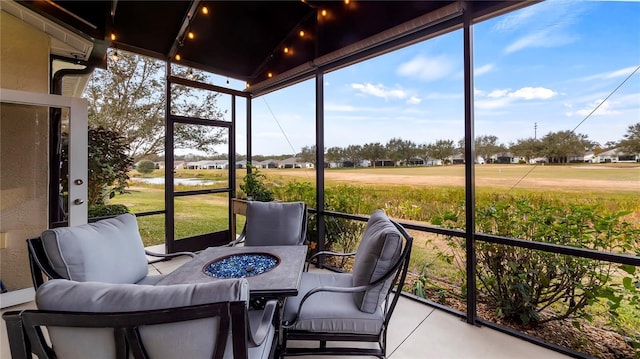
19 0 534 96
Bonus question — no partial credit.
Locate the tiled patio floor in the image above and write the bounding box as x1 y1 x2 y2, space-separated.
1 249 569 359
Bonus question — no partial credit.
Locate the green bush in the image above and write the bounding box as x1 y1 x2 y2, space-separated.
432 195 640 326
239 165 274 202
136 160 156 174
88 204 129 218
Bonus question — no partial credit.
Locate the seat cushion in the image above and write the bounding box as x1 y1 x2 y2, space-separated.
245 201 306 246
41 213 149 283
37 278 249 359
352 210 403 313
283 272 384 335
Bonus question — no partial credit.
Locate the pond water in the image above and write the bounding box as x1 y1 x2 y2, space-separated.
131 177 218 186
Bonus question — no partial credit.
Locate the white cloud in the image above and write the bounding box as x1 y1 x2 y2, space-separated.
351 83 408 100
510 87 557 100
572 100 619 117
397 54 456 81
496 1 583 54
580 65 639 81
475 86 557 110
406 96 421 105
488 89 510 98
505 28 577 54
475 64 494 76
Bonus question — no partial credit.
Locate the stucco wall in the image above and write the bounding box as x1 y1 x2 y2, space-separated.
0 11 50 291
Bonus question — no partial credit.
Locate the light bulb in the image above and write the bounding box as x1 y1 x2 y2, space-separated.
299 30 305 37
188 32 195 40
284 47 289 54
110 33 116 41
175 54 181 61
268 72 273 78
201 6 209 15
321 9 327 17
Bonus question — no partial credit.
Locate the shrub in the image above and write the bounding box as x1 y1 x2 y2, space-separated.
239 165 274 202
136 160 156 174
88 204 129 218
62 126 134 206
432 195 640 326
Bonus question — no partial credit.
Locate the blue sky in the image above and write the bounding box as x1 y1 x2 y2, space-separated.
226 1 640 156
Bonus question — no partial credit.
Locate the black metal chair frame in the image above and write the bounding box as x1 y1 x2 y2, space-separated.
280 220 413 358
26 237 195 289
3 300 277 359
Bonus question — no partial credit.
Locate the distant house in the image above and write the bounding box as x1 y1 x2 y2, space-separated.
236 160 247 169
589 148 639 163
186 160 227 169
374 159 395 167
275 157 314 169
449 154 465 165
254 159 278 169
407 157 424 166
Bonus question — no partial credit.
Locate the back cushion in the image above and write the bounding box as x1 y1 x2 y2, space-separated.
352 210 403 313
41 213 148 283
36 279 249 359
245 201 306 246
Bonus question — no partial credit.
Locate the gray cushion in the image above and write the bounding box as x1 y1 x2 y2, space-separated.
282 272 384 334
36 278 250 359
352 209 403 313
41 213 149 283
245 201 306 246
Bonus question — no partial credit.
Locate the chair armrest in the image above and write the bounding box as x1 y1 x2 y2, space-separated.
282 284 371 327
226 227 247 247
145 250 196 260
246 299 277 347
2 311 32 359
305 250 356 271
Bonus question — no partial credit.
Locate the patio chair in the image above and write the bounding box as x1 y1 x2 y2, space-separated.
2 278 277 359
229 201 308 247
280 209 413 358
27 213 195 289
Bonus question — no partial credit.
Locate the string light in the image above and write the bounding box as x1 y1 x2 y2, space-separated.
344 0 350 4
110 33 116 41
188 31 195 40
299 30 305 38
283 47 289 54
201 6 209 15
175 54 181 61
267 72 273 78
321 9 327 17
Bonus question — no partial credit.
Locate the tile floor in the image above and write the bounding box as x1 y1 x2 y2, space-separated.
1 249 569 359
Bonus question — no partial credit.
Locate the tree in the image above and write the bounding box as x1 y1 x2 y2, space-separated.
325 146 344 166
386 138 417 166
136 160 156 174
85 49 226 162
617 122 640 154
361 142 386 167
62 126 134 207
475 135 505 164
540 131 596 164
299 145 317 165
509 137 543 164
428 139 456 165
343 144 363 167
